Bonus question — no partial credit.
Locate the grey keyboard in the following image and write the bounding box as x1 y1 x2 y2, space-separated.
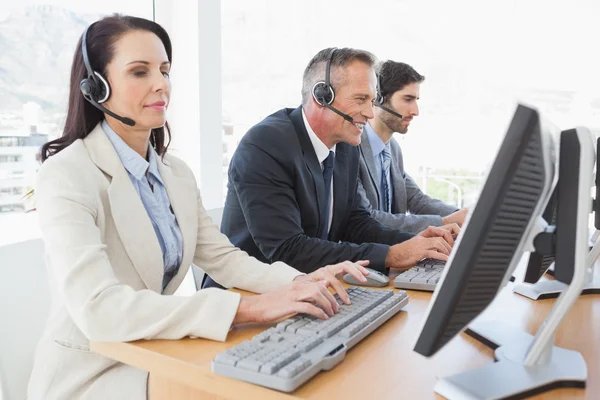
393 258 446 291
211 287 409 392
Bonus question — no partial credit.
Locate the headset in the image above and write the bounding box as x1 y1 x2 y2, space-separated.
79 24 136 126
311 48 355 123
374 72 404 120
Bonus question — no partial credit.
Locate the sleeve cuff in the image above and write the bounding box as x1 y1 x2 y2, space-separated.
365 243 391 274
190 288 241 342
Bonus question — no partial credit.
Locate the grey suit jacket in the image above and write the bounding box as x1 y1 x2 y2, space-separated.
357 129 458 233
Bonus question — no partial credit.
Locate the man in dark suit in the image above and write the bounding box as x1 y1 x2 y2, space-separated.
358 60 468 232
204 48 457 289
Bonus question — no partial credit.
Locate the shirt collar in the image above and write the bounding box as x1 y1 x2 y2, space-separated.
302 108 336 164
146 145 163 185
101 120 162 184
365 122 386 157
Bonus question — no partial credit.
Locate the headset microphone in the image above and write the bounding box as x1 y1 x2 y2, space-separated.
82 92 136 126
79 24 136 127
374 73 404 120
311 48 355 124
323 103 354 123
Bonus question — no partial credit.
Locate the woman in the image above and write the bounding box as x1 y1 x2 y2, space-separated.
28 15 369 399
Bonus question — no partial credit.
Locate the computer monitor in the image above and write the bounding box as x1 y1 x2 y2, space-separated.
413 105 594 399
553 133 600 290
522 187 557 284
515 134 600 300
413 103 558 356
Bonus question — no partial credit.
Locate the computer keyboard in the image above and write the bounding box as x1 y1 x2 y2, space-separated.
211 287 409 392
393 258 446 291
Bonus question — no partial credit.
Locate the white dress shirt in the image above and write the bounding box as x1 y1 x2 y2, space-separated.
302 108 336 234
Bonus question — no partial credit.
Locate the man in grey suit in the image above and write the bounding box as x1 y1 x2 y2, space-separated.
358 60 468 232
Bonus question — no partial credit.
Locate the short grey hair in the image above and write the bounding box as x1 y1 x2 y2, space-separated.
301 47 378 106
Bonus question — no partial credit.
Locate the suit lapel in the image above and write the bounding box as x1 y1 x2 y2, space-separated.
359 130 381 206
157 157 198 295
289 107 327 237
84 125 164 293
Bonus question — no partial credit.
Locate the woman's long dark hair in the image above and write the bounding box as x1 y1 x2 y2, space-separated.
41 15 173 162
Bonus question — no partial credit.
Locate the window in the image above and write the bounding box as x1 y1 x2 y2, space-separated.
0 137 19 147
222 0 599 208
0 1 154 246
0 155 22 163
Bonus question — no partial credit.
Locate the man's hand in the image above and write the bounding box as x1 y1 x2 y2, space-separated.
385 224 460 270
442 208 469 227
418 224 460 245
385 236 451 270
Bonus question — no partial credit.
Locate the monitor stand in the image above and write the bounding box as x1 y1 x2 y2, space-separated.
439 320 586 400
513 231 600 300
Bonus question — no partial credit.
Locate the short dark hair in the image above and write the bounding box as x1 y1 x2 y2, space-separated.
41 14 173 162
301 47 377 105
378 61 424 102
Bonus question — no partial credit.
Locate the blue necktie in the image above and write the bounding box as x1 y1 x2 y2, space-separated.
381 144 392 213
321 151 335 239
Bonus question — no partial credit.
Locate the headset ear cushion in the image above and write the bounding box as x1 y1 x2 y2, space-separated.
93 72 110 103
312 81 334 106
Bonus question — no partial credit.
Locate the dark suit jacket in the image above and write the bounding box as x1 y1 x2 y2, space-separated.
358 129 458 233
204 107 413 288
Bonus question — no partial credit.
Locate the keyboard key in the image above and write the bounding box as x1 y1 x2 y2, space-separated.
214 353 239 366
270 334 284 343
277 357 312 378
412 275 431 284
237 358 262 372
276 320 295 332
296 336 324 352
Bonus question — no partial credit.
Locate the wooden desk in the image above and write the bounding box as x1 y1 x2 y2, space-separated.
91 276 599 400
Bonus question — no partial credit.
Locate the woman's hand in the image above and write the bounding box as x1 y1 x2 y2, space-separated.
293 260 371 304
232 260 371 325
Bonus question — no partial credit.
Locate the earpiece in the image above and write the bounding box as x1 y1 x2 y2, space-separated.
312 48 337 106
374 72 404 120
80 24 111 104
78 23 135 126
311 48 355 124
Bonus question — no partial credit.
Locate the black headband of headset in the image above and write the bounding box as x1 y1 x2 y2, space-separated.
81 23 99 87
325 48 336 90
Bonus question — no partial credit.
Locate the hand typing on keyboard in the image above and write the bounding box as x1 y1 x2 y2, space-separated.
442 208 469 227
292 260 371 304
232 260 370 325
384 224 460 271
417 224 460 246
